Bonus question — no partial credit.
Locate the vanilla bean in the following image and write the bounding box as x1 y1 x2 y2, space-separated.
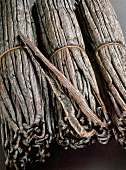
20 33 106 125
19 31 112 151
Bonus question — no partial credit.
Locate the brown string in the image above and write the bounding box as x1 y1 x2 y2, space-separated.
50 45 84 60
0 46 27 59
95 42 125 56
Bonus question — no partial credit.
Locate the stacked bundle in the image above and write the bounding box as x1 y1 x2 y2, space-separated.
33 0 110 148
0 0 54 169
75 0 126 147
0 0 126 169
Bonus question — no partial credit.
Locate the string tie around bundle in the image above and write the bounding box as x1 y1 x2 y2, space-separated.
49 45 84 60
95 42 125 57
0 46 27 59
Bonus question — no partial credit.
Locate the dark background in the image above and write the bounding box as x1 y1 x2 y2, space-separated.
0 0 126 170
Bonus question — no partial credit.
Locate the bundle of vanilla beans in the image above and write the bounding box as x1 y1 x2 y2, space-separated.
75 0 126 147
33 0 111 149
0 0 54 169
0 0 125 169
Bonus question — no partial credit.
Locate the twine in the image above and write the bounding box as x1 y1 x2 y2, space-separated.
50 45 84 60
0 46 27 59
95 42 125 56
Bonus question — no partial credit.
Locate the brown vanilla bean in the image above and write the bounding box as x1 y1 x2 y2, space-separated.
19 32 112 149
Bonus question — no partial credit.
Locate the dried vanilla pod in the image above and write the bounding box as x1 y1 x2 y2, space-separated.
0 0 54 169
20 33 104 143
75 0 126 147
33 0 111 147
